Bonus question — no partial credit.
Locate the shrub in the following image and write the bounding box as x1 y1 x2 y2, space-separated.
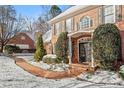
119 65 124 80
55 32 69 63
4 45 21 54
34 35 46 62
93 23 121 70
42 54 61 64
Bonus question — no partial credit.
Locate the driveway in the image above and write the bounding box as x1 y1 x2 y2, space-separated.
0 56 123 88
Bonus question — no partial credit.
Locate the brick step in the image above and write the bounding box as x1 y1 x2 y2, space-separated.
69 63 90 71
70 63 89 68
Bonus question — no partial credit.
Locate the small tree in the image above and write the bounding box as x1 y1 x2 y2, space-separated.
93 23 121 70
55 32 69 63
34 35 46 62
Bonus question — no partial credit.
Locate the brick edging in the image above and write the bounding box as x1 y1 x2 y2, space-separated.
14 58 85 79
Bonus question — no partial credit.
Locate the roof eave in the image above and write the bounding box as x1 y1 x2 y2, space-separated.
48 5 100 24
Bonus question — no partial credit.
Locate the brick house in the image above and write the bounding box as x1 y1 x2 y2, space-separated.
48 5 124 66
8 32 35 53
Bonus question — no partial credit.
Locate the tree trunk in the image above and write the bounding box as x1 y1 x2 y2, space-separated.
0 43 4 53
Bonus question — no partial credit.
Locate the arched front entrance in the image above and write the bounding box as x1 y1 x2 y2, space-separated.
68 30 94 67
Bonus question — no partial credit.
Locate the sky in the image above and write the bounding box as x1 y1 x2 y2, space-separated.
14 5 72 19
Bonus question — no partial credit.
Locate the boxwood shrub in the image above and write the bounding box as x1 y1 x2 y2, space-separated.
42 54 61 64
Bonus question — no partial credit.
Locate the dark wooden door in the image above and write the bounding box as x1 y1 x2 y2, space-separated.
79 42 91 63
79 43 86 62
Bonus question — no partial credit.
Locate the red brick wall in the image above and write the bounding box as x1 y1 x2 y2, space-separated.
72 34 91 63
8 33 35 49
116 21 124 31
116 21 124 62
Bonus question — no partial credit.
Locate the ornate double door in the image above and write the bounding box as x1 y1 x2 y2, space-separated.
79 42 91 63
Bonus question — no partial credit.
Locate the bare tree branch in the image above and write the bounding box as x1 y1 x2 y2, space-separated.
0 5 26 52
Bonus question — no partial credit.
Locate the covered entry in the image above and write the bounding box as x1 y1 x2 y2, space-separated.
68 30 94 67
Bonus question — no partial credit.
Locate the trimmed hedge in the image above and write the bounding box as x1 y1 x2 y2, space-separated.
93 23 121 70
4 45 21 54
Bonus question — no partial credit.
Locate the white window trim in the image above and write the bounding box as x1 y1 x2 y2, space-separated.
79 16 92 30
113 5 116 23
103 5 116 23
16 44 29 49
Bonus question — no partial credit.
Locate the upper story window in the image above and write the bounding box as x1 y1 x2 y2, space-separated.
55 22 61 36
103 5 115 23
21 36 26 40
80 16 93 30
66 18 73 32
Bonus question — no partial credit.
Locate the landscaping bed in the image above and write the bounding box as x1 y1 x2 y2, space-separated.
17 55 69 72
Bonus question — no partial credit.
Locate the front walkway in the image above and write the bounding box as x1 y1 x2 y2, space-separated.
0 56 123 88
15 58 89 79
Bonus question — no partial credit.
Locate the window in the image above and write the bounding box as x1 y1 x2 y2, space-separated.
80 16 93 29
16 44 29 49
66 18 73 32
55 22 61 36
103 5 115 23
21 36 25 40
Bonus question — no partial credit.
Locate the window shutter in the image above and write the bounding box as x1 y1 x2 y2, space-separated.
71 18 74 31
115 5 122 22
98 6 104 24
90 19 93 27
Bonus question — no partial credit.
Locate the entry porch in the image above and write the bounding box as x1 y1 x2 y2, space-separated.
68 30 94 67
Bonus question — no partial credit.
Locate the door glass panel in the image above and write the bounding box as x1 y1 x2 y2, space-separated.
79 43 86 62
79 42 91 63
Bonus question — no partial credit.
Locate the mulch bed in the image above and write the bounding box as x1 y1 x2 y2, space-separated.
14 58 89 79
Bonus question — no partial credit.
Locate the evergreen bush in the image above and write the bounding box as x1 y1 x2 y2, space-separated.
93 23 121 70
34 35 46 62
42 54 61 64
4 45 21 54
55 32 69 63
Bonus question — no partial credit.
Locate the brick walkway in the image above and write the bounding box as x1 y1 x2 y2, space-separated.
14 58 89 79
